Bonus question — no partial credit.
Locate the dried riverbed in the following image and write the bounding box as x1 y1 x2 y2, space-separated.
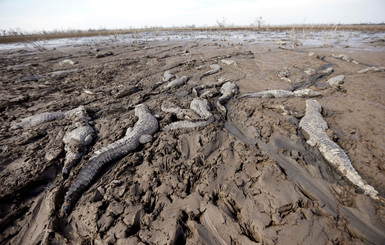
0 32 385 244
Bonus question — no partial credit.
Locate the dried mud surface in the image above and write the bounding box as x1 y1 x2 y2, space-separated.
0 38 385 244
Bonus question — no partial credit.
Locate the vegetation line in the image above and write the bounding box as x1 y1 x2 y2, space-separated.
1 24 384 44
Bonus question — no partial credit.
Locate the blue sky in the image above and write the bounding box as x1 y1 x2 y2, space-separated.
0 0 384 32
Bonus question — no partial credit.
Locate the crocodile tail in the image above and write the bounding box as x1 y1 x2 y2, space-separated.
62 156 102 215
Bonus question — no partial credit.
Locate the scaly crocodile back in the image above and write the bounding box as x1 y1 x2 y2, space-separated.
62 104 158 215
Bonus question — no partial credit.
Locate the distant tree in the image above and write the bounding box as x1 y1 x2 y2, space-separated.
254 16 265 29
216 17 227 28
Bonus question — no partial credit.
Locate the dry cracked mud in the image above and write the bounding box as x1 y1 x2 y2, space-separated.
0 35 385 244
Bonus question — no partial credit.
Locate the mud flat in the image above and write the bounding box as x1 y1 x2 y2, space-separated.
0 31 385 244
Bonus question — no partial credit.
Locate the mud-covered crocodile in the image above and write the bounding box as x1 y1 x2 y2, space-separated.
198 64 221 79
192 77 228 97
10 106 96 178
239 89 321 99
10 106 86 130
299 99 379 199
162 98 214 130
164 76 188 89
217 82 238 116
62 104 158 215
62 107 95 178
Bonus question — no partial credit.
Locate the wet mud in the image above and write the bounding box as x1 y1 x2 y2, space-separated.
0 35 385 244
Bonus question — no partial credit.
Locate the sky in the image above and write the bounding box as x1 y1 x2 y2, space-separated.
0 0 384 32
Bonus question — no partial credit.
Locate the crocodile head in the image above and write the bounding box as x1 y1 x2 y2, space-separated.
305 99 322 113
135 104 150 116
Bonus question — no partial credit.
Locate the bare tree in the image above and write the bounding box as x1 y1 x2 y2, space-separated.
254 16 265 30
216 17 227 28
